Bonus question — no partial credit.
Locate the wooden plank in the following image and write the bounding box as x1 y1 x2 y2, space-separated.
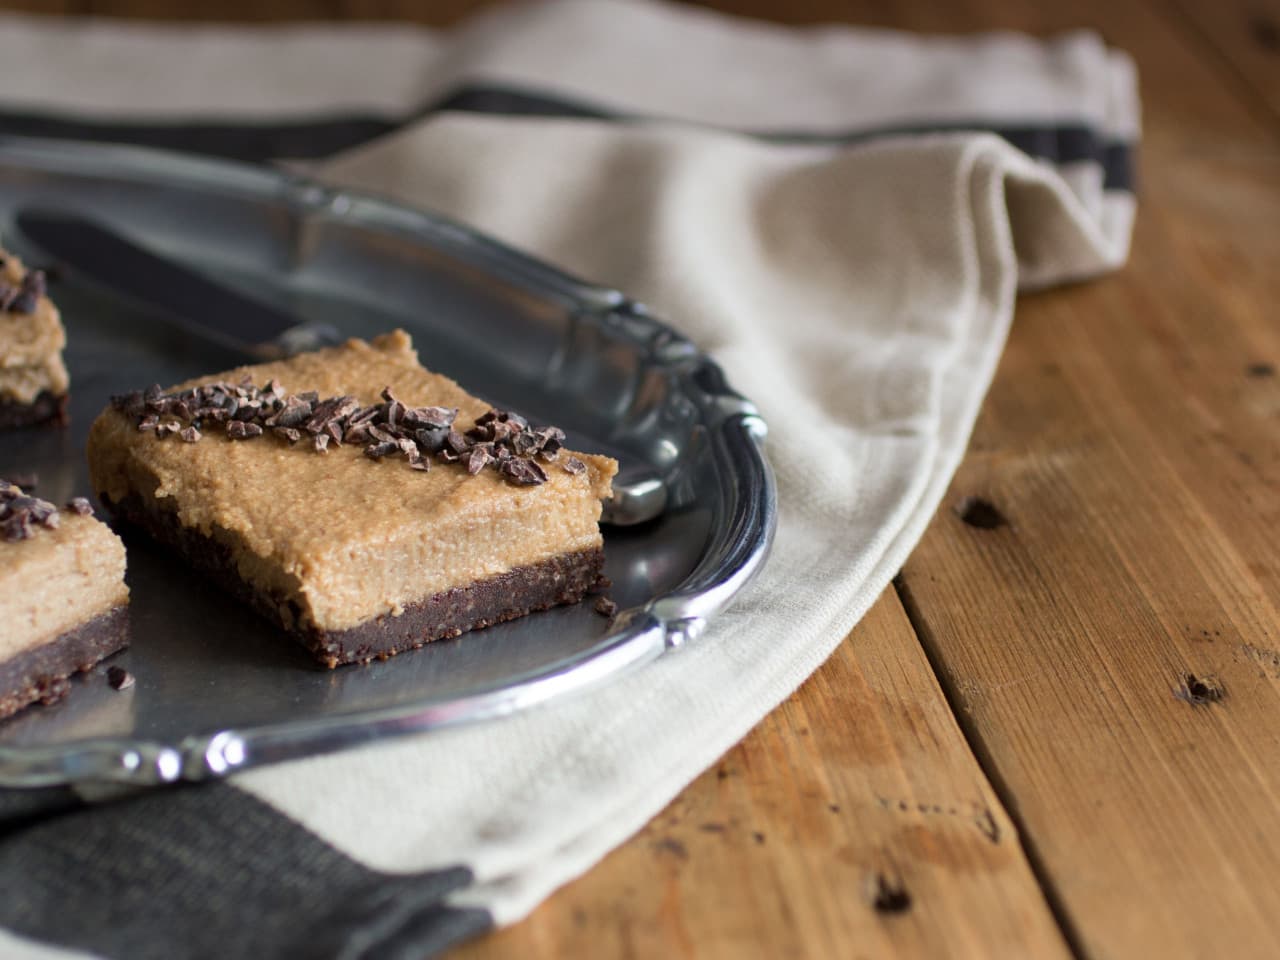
456 591 1072 960
886 1 1280 958
1170 0 1280 125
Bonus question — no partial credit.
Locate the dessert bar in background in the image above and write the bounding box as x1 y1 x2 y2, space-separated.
88 331 617 668
0 249 68 429
0 481 129 719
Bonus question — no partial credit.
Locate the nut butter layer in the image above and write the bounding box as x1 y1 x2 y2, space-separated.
87 331 618 666
0 484 130 719
0 251 68 428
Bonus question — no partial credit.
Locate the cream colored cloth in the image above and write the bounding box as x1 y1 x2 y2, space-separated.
0 0 1137 947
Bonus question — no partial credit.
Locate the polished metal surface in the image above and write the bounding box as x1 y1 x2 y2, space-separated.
0 137 777 788
16 207 342 361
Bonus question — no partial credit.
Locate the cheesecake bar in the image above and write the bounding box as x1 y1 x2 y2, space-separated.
0 482 129 719
87 331 617 667
0 250 68 429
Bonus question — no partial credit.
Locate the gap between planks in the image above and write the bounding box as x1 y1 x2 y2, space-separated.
893 574 1088 960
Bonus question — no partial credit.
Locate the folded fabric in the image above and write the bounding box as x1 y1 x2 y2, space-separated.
0 1 1139 957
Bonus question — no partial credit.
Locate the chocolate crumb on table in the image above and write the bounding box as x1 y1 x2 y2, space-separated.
0 479 129 720
88 330 618 669
107 666 135 691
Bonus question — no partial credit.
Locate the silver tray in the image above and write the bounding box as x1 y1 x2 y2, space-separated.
0 138 776 789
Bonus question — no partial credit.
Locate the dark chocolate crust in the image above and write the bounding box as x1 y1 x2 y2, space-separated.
0 390 69 430
105 493 605 668
0 605 129 720
314 549 605 666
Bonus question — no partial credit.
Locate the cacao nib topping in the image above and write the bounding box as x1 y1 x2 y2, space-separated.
465 446 493 475
0 480 86 541
306 396 358 435
501 457 549 486
512 432 539 457
405 405 456 430
445 430 470 455
111 391 146 419
111 378 579 487
226 420 263 440
266 397 311 428
414 426 448 453
348 405 379 427
11 495 55 524
0 268 46 315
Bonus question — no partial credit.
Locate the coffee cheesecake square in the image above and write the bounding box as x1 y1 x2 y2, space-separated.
0 483 129 718
0 250 68 430
88 331 617 667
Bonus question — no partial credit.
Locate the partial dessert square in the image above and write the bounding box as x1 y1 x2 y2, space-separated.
87 331 617 667
0 250 68 429
0 482 129 719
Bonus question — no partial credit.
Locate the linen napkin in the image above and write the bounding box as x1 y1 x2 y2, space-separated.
0 2 1139 957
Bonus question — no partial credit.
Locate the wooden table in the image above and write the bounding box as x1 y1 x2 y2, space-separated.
7 0 1279 956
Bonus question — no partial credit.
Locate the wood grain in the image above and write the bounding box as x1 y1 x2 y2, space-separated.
891 0 1280 958
1172 0 1280 125
458 592 1071 960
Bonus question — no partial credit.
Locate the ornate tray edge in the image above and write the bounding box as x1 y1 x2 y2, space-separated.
0 137 778 787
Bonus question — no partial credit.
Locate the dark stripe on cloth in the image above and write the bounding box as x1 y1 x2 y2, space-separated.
0 112 397 163
0 786 81 835
0 83 1135 190
0 783 491 959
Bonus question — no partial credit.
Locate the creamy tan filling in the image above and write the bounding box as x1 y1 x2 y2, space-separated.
0 354 69 404
0 514 129 660
0 252 67 402
88 331 616 632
